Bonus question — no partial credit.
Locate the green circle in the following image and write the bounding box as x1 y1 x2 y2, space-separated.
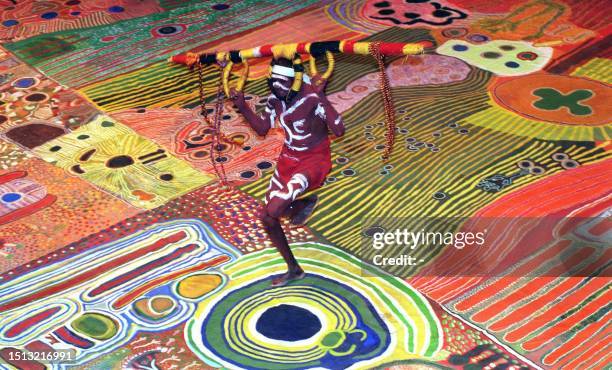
72 312 118 340
321 330 344 348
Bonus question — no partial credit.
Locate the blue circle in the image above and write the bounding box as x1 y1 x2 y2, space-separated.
2 19 18 27
256 304 321 341
41 12 58 19
70 11 81 16
13 78 36 88
1 193 22 203
108 6 125 13
505 61 520 68
452 44 468 52
212 3 230 10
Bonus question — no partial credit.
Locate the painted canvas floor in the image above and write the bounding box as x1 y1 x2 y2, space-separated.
0 1 610 369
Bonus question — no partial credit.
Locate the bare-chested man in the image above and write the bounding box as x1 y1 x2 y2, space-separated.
231 57 345 286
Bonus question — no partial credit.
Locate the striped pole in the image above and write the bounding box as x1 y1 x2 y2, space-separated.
169 40 431 66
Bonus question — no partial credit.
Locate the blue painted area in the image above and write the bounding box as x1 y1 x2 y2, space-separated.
1 193 22 203
13 78 36 88
505 61 520 68
212 4 230 11
452 44 468 51
256 304 321 341
108 6 125 13
41 12 59 19
2 19 18 27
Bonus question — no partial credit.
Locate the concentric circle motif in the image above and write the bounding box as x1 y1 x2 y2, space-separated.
442 27 467 38
517 51 537 61
200 276 389 369
187 243 442 369
150 24 187 38
12 77 39 89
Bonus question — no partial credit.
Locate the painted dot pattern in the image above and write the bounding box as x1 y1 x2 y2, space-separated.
438 40 552 76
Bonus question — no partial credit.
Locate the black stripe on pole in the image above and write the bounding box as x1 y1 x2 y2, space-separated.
309 41 341 57
195 40 343 64
293 63 305 73
229 50 242 63
199 54 217 64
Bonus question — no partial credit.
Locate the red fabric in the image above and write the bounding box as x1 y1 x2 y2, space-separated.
267 138 332 202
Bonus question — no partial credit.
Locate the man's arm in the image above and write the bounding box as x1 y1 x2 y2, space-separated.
309 75 345 138
314 94 345 138
231 90 276 136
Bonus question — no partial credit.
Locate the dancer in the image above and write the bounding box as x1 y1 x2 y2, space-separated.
230 56 345 286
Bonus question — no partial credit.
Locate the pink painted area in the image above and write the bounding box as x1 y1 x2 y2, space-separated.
328 54 471 113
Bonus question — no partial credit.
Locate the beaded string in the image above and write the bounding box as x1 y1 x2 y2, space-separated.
196 59 229 187
212 75 229 187
369 42 397 162
196 60 210 123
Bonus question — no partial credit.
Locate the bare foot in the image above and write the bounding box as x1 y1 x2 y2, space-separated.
271 269 306 287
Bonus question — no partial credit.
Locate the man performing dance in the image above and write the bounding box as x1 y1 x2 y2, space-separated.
231 57 345 286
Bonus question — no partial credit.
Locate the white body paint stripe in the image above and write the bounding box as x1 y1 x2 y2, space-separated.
315 103 326 120
272 81 289 91
293 119 306 133
271 74 290 81
269 173 308 201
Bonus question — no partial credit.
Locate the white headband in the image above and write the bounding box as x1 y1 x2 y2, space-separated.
270 72 311 84
271 65 295 77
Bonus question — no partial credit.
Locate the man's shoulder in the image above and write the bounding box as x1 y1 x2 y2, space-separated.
297 92 321 104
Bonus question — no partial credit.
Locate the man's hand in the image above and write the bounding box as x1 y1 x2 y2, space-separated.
230 88 245 104
310 75 327 96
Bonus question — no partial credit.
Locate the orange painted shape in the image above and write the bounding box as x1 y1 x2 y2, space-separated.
493 74 611 126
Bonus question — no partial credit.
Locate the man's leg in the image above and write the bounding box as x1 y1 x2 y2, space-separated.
282 194 319 225
261 201 303 273
262 173 309 285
